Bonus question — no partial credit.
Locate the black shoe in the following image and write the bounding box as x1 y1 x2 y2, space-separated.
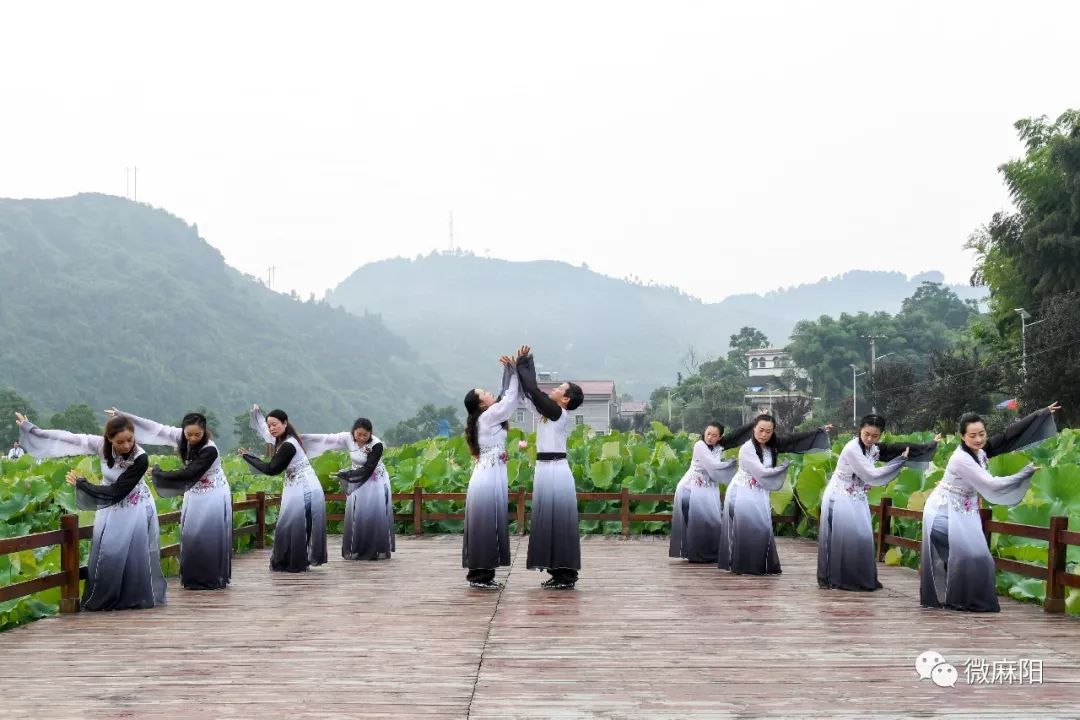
469 580 502 591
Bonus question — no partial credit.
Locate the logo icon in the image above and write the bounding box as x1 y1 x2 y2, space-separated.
916 650 956 688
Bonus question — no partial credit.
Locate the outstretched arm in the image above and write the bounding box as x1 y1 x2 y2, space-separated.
300 432 351 459
70 455 149 510
338 443 384 484
242 442 297 476
952 452 1036 507
18 416 103 458
482 363 522 427
775 427 831 454
112 408 182 448
151 445 220 497
516 353 562 421
249 405 275 445
693 441 737 484
985 405 1059 457
720 421 756 450
844 443 906 487
738 442 789 491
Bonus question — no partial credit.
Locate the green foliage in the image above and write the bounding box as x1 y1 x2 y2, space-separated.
233 411 264 452
0 195 450 456
382 404 463 446
786 282 981 432
48 404 101 435
0 389 36 450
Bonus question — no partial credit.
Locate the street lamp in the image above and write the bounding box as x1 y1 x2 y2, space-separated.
1014 307 1046 380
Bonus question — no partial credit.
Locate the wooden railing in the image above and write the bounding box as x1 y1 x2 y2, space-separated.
324 487 802 537
0 491 281 615
872 496 1079 614
2 487 1076 616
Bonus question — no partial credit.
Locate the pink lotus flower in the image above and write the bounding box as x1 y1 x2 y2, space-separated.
518 440 528 450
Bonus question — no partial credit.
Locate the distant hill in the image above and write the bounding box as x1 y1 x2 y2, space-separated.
0 194 448 446
326 252 985 398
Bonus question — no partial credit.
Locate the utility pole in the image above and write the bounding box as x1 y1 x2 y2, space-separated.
861 333 886 412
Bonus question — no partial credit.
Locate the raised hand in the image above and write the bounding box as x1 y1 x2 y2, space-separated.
902 447 911 458
104 407 119 418
1048 401 1062 414
821 424 834 433
518 345 531 359
252 404 260 412
14 412 27 426
499 355 514 367
65 470 80 487
933 433 945 442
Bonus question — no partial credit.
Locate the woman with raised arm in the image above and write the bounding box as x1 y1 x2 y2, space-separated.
243 406 328 572
516 348 585 588
719 414 831 575
921 402 1060 612
108 408 231 590
16 411 166 610
301 418 394 561
817 414 938 592
669 420 751 565
461 350 522 590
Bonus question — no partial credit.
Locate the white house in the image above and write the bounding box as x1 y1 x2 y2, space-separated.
743 348 812 422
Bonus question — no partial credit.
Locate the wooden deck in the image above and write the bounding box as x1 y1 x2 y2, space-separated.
2 535 1079 719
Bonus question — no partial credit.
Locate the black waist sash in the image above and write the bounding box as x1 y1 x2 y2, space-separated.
536 452 568 462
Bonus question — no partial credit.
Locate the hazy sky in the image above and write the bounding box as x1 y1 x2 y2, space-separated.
2 1 1077 302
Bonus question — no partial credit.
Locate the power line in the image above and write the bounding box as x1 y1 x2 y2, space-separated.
873 334 1080 396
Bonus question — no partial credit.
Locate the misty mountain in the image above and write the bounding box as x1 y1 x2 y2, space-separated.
326 252 984 398
0 194 448 446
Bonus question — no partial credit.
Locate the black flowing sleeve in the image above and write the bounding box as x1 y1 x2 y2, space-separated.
243 442 296 476
879 441 938 465
75 454 149 510
985 408 1057 458
338 443 384 485
720 421 756 450
775 428 831 454
151 445 219 497
516 354 562 421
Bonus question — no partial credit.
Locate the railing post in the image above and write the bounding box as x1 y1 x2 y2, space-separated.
876 497 892 563
516 486 527 536
255 491 266 549
59 514 80 614
979 507 992 547
620 486 630 537
412 484 423 536
1045 515 1068 614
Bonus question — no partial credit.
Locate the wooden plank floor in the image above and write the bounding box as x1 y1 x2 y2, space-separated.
1 535 1079 719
